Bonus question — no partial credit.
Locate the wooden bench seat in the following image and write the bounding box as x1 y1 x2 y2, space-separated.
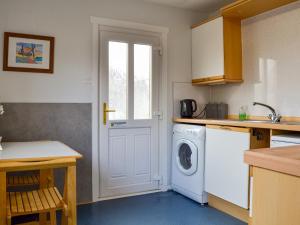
7 187 65 217
7 174 40 187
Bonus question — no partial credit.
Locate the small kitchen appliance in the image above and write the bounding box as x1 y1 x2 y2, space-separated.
180 99 197 118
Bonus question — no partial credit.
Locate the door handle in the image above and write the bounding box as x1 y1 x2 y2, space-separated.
103 102 116 125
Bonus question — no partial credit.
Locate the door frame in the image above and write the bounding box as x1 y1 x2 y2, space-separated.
91 16 169 202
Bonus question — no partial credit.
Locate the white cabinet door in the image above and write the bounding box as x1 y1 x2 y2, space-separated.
205 127 250 209
192 17 224 80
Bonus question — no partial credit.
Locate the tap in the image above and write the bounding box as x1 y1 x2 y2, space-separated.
253 102 281 123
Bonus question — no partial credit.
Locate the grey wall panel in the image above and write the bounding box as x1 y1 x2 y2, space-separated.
0 103 92 203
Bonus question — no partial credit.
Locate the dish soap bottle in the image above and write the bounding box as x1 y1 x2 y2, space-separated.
239 105 248 121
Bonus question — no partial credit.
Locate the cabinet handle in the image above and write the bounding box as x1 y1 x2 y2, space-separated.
219 126 232 131
207 125 250 133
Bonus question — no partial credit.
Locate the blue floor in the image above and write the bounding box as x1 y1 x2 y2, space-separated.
78 191 246 225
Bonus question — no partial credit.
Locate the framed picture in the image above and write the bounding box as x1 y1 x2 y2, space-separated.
3 32 54 73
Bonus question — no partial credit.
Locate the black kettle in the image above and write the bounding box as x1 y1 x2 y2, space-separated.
180 99 197 118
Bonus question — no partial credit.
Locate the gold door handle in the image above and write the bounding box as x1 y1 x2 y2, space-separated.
103 102 116 125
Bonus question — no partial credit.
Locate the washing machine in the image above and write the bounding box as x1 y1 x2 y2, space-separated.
172 124 207 204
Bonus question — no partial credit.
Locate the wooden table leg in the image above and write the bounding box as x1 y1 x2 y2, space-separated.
39 169 55 225
62 166 76 225
61 170 68 225
0 171 7 225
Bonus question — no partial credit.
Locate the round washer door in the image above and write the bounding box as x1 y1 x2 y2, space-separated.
175 139 198 176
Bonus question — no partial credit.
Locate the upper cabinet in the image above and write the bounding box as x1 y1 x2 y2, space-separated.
192 16 243 85
191 0 297 86
221 0 298 19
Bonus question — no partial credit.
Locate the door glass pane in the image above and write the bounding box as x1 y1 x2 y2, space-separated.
134 44 152 120
109 41 128 120
178 143 192 170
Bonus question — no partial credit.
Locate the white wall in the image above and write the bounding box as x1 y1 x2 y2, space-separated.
0 0 210 188
211 1 300 117
0 0 207 103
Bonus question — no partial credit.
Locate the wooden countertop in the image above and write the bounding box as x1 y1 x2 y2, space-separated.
244 146 300 177
174 118 300 131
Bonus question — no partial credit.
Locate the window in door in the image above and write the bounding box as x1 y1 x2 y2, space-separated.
108 41 128 121
134 44 152 120
108 41 153 121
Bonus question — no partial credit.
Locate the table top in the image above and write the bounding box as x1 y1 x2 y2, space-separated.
0 141 82 162
244 145 300 177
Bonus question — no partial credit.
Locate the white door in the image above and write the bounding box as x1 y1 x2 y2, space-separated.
99 29 161 198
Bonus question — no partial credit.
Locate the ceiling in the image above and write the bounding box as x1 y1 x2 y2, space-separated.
143 0 234 12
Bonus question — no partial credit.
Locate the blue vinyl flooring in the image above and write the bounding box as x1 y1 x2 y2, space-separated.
77 191 246 225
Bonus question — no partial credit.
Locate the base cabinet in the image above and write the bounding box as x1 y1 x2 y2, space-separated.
205 125 250 209
252 167 300 225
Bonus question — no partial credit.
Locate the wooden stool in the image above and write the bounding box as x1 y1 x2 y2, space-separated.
6 187 67 225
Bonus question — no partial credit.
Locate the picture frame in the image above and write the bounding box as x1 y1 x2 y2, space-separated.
3 32 55 73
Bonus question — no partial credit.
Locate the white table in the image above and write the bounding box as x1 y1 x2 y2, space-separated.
0 141 82 225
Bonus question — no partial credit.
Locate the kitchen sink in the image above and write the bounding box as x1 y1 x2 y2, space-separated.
279 121 300 125
245 120 273 123
241 120 300 125
225 119 273 123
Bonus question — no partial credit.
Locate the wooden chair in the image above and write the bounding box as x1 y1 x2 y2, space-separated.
6 187 67 225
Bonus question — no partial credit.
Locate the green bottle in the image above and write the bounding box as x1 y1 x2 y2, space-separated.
239 106 248 121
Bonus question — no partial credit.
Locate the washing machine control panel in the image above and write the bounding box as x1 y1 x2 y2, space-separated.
173 124 205 139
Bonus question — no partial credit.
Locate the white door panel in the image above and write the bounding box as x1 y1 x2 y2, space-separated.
134 133 151 176
109 135 128 178
99 29 160 198
205 127 250 209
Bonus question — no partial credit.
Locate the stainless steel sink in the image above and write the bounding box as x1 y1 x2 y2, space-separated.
279 121 300 125
225 119 273 123
245 120 273 123
221 119 300 125
242 120 300 125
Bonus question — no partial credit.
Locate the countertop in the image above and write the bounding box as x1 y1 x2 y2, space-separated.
174 118 300 131
244 146 300 177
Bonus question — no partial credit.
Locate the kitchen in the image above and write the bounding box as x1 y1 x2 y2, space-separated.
0 0 300 225
174 1 300 224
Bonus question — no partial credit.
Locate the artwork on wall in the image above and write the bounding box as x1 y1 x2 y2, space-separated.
3 32 55 73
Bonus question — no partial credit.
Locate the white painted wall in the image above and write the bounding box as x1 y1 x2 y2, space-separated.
0 0 207 103
211 1 300 117
0 0 210 188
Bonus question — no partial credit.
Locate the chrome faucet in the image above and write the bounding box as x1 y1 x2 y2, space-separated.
253 102 281 123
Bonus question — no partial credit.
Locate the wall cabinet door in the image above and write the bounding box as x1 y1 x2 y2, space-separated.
192 17 224 80
205 126 250 209
191 16 242 85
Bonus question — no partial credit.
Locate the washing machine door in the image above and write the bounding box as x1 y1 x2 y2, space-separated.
175 139 198 176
